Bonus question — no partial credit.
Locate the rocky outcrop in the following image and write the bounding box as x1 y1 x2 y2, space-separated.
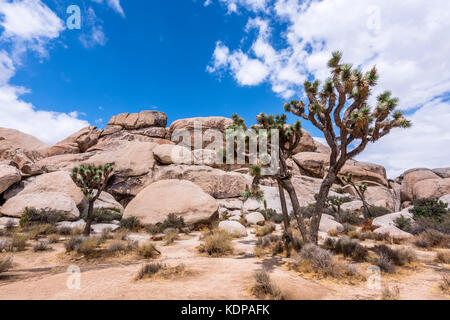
372 208 413 228
432 168 450 179
246 212 265 225
291 129 316 154
0 128 46 175
319 215 344 233
373 225 413 239
169 117 233 149
154 165 248 199
41 126 101 157
122 180 218 225
0 164 21 194
94 191 124 213
400 168 440 201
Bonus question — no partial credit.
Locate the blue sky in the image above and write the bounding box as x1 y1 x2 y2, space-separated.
0 0 449 177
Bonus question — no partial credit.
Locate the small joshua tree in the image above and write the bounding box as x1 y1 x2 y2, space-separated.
342 173 372 218
71 164 114 236
284 51 411 243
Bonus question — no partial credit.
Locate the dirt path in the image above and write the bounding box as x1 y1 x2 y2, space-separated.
0 231 448 300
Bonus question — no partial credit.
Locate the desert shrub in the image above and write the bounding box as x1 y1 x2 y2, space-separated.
11 234 27 252
410 198 448 222
0 256 13 274
343 223 357 234
413 229 450 248
271 240 285 255
394 215 413 233
340 211 360 225
375 253 396 273
255 223 276 237
5 219 16 230
439 275 450 294
120 217 141 231
164 230 179 245
253 245 265 258
272 213 283 224
258 208 277 222
82 208 122 224
333 237 368 262
126 239 139 251
373 245 416 266
27 224 57 240
256 234 281 248
76 237 100 256
198 229 233 257
354 231 374 241
136 241 160 259
251 271 284 300
242 189 264 201
58 226 73 236
136 262 165 280
300 244 333 271
33 240 50 252
20 207 66 226
107 241 126 252
158 213 185 232
412 215 450 234
435 251 450 264
145 224 161 235
299 203 333 219
64 236 83 252
135 263 186 281
381 286 400 300
48 234 60 244
323 238 336 250
366 206 392 218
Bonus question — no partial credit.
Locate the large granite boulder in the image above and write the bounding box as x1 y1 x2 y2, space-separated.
122 179 218 225
400 168 440 201
10 171 86 210
412 178 450 200
154 165 248 199
169 117 233 150
218 221 247 237
0 192 79 221
153 144 193 165
0 164 21 194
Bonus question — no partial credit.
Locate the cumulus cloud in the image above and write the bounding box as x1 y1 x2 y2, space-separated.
0 0 88 144
204 0 269 13
207 0 450 176
91 0 125 17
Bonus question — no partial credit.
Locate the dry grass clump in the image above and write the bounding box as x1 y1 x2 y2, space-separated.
11 234 27 252
136 241 161 259
324 237 369 262
381 286 400 300
198 229 233 257
0 256 13 274
164 230 179 245
435 251 450 264
251 271 285 300
107 240 127 252
293 244 365 282
135 262 186 280
120 216 142 231
439 275 450 294
47 234 60 244
413 229 450 249
255 223 276 237
33 240 51 252
373 245 417 266
26 224 57 240
64 236 101 257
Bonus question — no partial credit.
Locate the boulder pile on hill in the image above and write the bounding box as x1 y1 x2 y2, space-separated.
0 110 448 237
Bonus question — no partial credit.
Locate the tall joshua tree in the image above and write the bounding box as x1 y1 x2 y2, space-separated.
71 164 114 236
284 51 411 243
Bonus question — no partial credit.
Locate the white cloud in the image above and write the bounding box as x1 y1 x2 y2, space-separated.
91 0 125 17
79 7 108 48
205 0 270 13
0 0 88 144
208 0 450 176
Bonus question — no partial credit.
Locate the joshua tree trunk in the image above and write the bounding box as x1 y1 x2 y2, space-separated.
349 181 372 218
277 182 293 256
83 201 94 236
309 168 337 244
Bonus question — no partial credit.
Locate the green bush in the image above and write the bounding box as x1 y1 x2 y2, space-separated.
340 210 360 225
82 208 122 223
410 198 449 222
20 207 66 226
120 217 141 231
394 215 413 233
258 208 277 221
158 213 185 232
